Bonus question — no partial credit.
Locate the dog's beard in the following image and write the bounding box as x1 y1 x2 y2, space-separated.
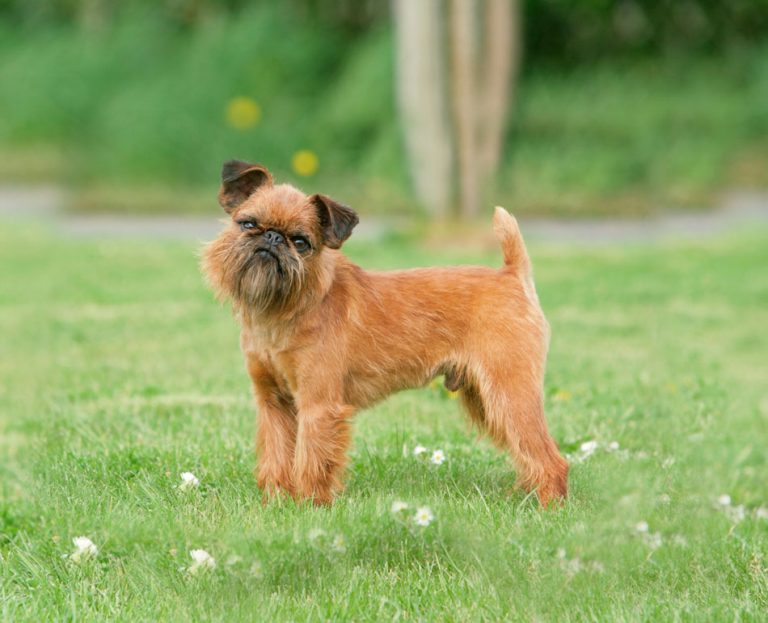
209 236 306 316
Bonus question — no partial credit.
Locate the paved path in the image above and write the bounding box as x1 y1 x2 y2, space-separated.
2 185 767 244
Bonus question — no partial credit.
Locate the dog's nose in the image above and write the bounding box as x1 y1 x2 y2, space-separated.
263 230 284 246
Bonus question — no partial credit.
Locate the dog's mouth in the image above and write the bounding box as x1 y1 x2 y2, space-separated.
254 248 279 262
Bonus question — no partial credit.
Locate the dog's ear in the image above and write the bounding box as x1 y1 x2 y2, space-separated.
310 194 359 249
218 160 273 212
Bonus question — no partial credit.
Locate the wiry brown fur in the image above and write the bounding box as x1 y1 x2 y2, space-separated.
202 162 568 507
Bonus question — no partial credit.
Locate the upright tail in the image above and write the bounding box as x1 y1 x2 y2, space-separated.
493 206 531 277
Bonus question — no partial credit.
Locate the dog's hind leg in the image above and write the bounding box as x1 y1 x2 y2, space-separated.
472 364 568 507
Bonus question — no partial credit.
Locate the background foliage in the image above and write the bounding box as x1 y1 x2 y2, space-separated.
1 1 767 215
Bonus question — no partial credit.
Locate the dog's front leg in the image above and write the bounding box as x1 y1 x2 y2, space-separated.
247 358 297 500
292 400 354 505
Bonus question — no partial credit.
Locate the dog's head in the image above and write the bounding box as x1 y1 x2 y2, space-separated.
202 160 358 316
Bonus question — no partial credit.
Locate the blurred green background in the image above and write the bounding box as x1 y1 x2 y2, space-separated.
1 0 767 216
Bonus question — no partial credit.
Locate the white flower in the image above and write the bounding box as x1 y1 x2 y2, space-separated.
331 535 346 553
571 440 600 462
179 472 200 491
555 549 584 577
725 504 746 523
308 528 327 542
188 549 215 575
672 534 688 547
225 554 243 566
414 506 434 527
430 449 446 465
645 532 663 550
413 445 427 457
659 494 671 504
717 494 731 506
634 521 649 534
70 536 98 563
756 507 768 520
249 560 264 579
607 441 620 452
391 500 409 514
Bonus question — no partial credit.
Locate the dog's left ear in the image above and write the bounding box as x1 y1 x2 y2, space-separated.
218 160 273 212
310 194 359 249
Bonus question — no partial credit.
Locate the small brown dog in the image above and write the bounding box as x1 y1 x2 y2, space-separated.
203 161 568 506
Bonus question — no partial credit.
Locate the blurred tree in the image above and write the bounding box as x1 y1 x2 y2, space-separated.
77 0 106 32
395 0 520 218
392 0 453 217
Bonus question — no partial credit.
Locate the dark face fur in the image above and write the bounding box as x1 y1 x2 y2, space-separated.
203 161 358 316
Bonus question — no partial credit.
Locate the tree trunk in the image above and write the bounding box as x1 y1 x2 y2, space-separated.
478 0 519 190
392 0 453 217
393 0 520 219
450 0 481 218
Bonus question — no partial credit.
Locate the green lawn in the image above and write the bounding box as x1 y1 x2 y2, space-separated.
1 220 767 620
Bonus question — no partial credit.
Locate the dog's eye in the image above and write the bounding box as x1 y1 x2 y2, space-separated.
291 236 310 252
238 220 257 231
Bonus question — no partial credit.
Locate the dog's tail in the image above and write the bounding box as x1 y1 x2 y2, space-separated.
493 206 531 276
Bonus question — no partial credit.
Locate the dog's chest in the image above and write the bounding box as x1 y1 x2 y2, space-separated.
240 325 300 391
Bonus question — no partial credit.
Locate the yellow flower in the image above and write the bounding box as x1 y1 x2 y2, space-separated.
226 97 261 130
447 390 459 400
553 389 572 402
292 149 319 177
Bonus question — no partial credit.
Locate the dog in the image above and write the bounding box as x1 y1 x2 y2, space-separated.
202 160 568 506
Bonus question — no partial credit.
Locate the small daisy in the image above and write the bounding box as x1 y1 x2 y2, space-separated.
671 534 688 547
225 554 243 566
756 507 768 520
331 535 347 553
308 528 327 543
391 500 409 514
589 561 606 573
645 532 663 550
634 521 649 534
249 560 264 579
725 504 746 523
69 536 98 563
188 549 215 575
179 472 200 491
413 445 428 457
717 494 731 506
414 506 434 527
580 440 599 454
430 449 446 465
607 441 620 452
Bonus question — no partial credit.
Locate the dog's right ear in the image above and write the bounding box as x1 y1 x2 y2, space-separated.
218 160 273 213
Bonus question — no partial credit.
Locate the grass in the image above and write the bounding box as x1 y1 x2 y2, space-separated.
1 218 767 620
1 8 767 216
